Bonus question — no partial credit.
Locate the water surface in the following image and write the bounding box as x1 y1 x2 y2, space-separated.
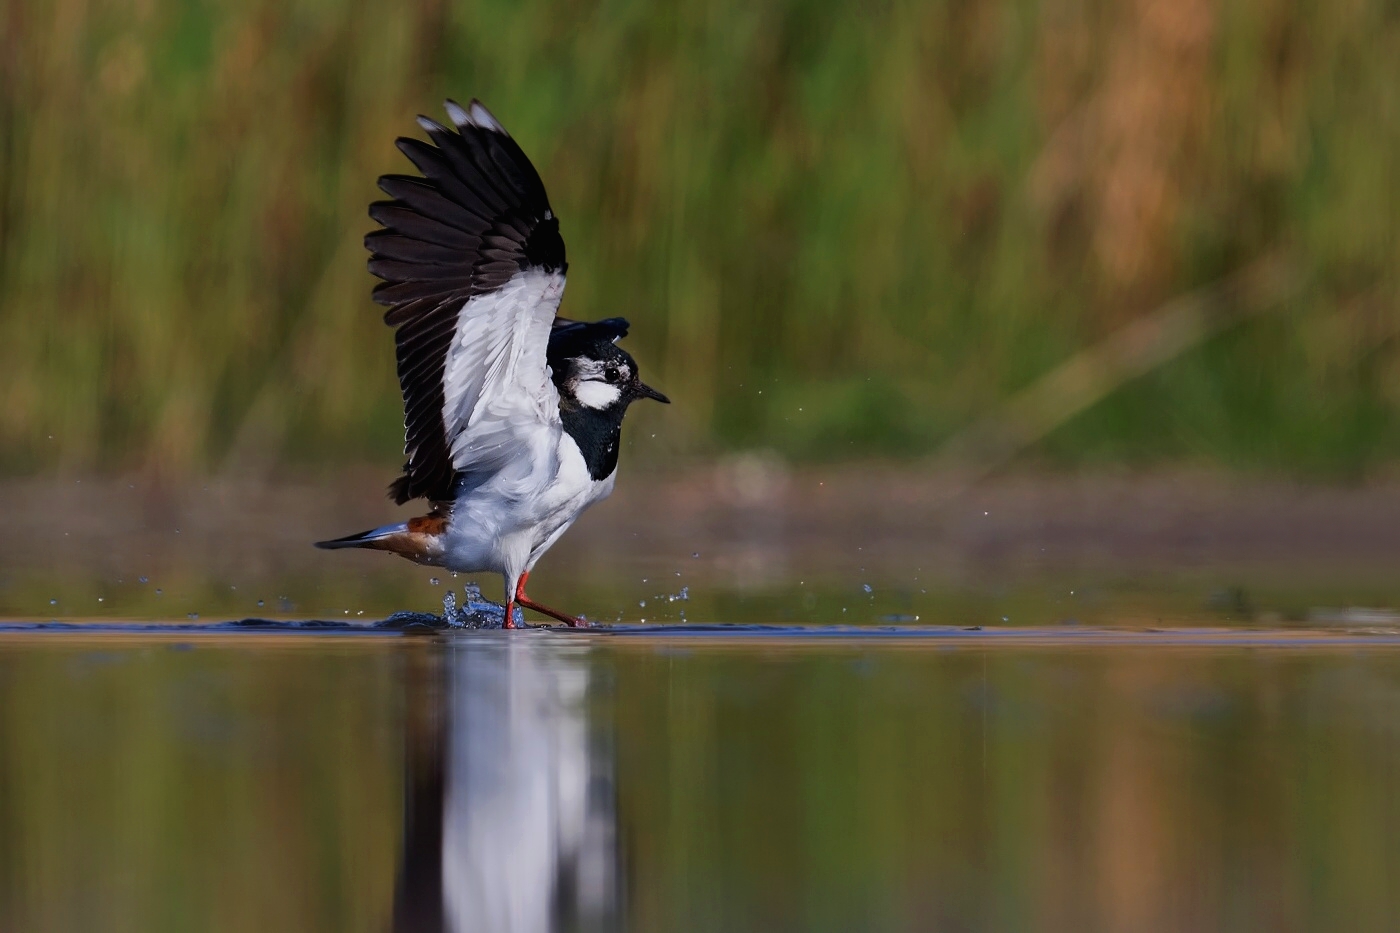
2 625 1398 932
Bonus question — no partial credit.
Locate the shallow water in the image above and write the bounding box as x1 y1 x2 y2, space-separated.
2 624 1399 932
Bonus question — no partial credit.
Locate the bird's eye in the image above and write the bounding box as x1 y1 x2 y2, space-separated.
604 367 621 384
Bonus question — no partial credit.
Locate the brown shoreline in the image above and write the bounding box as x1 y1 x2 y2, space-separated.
5 464 1400 586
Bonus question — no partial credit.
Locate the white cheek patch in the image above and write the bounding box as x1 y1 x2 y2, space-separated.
573 380 622 410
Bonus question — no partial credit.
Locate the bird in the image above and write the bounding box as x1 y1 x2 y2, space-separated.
316 99 669 628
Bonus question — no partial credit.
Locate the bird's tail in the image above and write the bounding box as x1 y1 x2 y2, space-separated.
314 523 405 550
315 514 447 563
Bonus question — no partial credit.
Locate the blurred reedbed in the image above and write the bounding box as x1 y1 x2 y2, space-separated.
0 0 1397 476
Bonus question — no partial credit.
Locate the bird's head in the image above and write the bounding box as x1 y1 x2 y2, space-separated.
555 340 669 414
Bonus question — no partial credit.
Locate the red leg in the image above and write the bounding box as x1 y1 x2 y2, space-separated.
514 571 588 627
502 600 518 629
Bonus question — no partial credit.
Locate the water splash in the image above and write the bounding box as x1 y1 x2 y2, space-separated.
442 590 464 627
440 584 525 629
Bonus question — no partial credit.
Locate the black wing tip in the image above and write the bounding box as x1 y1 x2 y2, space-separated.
376 172 431 193
368 198 395 216
394 135 435 160
388 473 413 505
387 464 456 505
416 114 453 136
369 278 395 303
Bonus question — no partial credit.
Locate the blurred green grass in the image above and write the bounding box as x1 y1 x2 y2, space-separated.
0 0 1397 475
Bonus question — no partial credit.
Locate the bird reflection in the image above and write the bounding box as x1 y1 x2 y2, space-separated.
393 635 620 933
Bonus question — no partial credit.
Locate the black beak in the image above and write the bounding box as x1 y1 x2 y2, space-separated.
634 380 670 404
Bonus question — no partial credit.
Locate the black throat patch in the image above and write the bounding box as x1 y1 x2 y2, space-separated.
559 404 624 481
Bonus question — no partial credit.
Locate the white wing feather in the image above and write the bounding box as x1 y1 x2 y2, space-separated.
440 268 566 474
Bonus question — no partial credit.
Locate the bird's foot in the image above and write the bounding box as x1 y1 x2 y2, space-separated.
518 596 587 627
513 572 586 627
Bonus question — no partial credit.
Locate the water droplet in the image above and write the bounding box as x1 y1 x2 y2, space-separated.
49 598 57 606
639 599 646 608
678 586 689 601
692 552 700 558
155 589 163 595
97 597 104 603
256 600 265 608
429 577 440 586
862 584 873 594
1002 616 1009 622
187 612 199 621
138 576 149 584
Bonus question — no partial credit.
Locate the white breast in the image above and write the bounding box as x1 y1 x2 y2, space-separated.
439 426 615 580
522 433 616 567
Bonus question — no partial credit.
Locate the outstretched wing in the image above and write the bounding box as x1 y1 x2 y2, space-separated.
368 99 567 504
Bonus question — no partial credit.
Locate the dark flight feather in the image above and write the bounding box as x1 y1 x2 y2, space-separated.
367 100 566 504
